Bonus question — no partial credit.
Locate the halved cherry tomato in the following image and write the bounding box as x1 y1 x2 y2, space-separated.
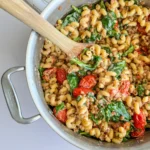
119 80 130 96
137 23 147 35
42 68 57 81
79 75 97 88
53 108 67 123
131 129 145 138
56 68 67 84
133 110 146 129
73 87 94 97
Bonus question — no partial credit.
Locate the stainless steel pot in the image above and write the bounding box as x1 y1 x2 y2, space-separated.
1 0 150 149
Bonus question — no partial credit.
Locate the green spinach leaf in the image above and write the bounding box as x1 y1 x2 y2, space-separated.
78 130 91 137
100 0 106 9
71 56 101 71
38 67 45 77
72 5 82 14
62 5 82 27
67 73 79 92
107 30 121 40
102 11 117 31
108 61 126 78
137 84 145 96
90 113 100 124
85 31 101 43
98 101 131 122
123 45 134 57
55 102 65 113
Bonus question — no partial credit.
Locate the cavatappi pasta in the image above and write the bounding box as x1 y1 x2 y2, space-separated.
39 0 150 144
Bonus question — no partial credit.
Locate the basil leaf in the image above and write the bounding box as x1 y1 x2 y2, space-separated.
67 73 79 92
38 67 45 77
55 102 65 113
71 56 101 71
108 61 126 78
107 30 121 40
137 84 145 96
123 45 134 57
98 101 131 122
85 31 101 43
90 113 99 124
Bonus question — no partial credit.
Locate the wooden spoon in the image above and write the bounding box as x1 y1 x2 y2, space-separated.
0 0 91 58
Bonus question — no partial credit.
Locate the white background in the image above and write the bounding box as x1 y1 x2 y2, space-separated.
0 9 79 150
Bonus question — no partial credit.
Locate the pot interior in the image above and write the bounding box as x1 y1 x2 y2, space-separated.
26 0 150 150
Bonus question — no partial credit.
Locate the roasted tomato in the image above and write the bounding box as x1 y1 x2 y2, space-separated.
73 87 94 97
53 108 67 123
119 80 130 96
133 110 146 129
137 23 146 35
131 129 145 138
131 110 146 138
79 75 97 88
42 68 57 81
56 68 67 84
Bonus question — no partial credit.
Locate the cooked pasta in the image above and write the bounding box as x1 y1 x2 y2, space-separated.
39 0 150 144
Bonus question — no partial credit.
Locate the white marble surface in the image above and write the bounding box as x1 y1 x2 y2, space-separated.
0 10 79 150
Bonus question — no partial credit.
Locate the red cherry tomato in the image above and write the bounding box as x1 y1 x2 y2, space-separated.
79 75 97 88
133 110 146 129
119 80 130 96
73 87 94 97
131 129 145 138
53 108 67 123
42 68 57 81
137 23 147 35
56 68 67 84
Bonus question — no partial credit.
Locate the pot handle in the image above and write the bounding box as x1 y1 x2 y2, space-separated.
1 66 41 124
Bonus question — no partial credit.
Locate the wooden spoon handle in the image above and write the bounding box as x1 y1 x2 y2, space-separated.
0 0 77 56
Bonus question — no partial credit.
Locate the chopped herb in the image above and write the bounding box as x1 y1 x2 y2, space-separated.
98 101 131 122
137 84 145 96
55 102 65 113
123 45 134 57
90 113 100 124
67 73 79 92
38 67 45 77
108 61 126 78
71 56 101 71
